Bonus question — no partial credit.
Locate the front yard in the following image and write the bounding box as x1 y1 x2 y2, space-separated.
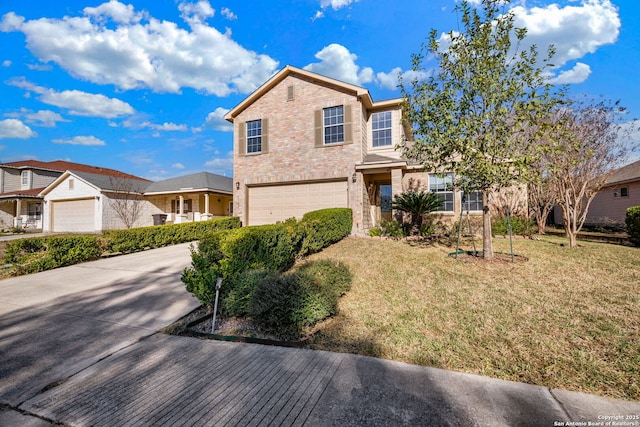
303 236 639 401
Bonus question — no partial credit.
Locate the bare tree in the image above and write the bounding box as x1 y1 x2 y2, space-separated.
545 98 628 248
108 177 146 229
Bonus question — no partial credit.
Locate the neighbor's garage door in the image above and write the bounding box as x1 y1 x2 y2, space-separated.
51 199 95 233
247 180 348 226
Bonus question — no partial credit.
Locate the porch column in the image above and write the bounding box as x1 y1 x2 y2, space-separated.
202 193 213 221
14 199 22 227
391 169 403 221
177 195 187 223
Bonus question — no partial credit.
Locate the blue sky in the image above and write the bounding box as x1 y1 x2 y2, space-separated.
0 0 638 180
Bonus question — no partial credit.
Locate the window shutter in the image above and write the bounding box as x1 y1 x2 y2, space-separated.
314 109 323 147
262 118 269 153
344 105 353 144
238 121 246 156
287 85 294 101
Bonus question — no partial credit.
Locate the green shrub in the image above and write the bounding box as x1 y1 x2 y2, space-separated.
105 216 240 253
298 208 352 256
492 215 535 237
5 235 101 275
378 218 405 238
369 227 382 237
222 269 268 317
626 206 640 247
249 260 352 338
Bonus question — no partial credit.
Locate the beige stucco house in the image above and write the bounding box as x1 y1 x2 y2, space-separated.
40 171 233 233
225 65 485 233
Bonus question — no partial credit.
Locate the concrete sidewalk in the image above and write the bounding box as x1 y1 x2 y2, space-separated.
1 243 638 426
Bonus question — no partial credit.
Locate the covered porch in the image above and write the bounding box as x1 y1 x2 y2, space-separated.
0 189 44 230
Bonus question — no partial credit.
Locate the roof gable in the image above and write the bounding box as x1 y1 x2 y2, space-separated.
225 65 401 121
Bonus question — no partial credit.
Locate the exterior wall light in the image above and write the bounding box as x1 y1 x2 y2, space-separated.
352 173 357 183
235 182 240 190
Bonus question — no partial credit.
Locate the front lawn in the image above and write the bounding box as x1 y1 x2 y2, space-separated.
304 236 639 400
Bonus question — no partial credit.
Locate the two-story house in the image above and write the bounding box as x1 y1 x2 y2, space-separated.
225 65 485 233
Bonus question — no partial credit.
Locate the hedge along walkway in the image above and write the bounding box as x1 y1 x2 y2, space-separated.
1 217 240 278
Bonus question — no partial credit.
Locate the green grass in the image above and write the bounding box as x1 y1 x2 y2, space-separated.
304 236 639 400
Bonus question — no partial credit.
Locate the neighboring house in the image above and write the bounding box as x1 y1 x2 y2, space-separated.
583 159 640 227
225 65 500 233
0 160 145 230
40 170 232 233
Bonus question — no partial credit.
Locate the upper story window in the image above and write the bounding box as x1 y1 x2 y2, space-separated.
372 111 392 147
21 170 30 188
246 119 262 154
323 106 344 144
429 173 454 212
615 186 629 198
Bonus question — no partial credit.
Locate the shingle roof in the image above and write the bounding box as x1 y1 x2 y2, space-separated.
1 160 150 181
605 159 640 185
0 187 47 199
144 172 233 194
71 171 151 193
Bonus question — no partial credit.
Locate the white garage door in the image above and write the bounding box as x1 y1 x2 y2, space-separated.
248 180 348 226
52 199 95 233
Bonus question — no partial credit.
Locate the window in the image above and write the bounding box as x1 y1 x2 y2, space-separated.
429 173 454 212
246 120 262 154
28 202 42 220
68 179 74 190
615 187 629 198
462 191 483 211
372 111 392 147
323 106 344 144
171 199 192 214
21 170 30 188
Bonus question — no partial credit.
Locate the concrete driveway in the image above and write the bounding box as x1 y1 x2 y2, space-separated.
1 242 638 426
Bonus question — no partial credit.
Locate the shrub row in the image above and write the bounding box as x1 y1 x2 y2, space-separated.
182 208 353 337
3 216 241 276
104 216 240 253
626 206 640 247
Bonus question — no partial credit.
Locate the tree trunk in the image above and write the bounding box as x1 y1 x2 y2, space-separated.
482 192 493 259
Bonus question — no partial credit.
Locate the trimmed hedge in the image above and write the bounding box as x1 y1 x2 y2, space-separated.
298 208 353 257
626 206 640 247
105 216 240 253
182 208 354 335
3 216 241 277
4 235 103 275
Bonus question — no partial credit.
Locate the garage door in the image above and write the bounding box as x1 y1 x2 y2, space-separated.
248 180 348 226
52 199 95 233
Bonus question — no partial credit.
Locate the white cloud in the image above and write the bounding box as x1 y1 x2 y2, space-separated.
204 151 233 175
2 60 10 67
510 0 620 80
205 107 233 132
0 1 279 96
142 121 188 131
172 163 185 169
23 109 70 127
320 0 359 11
549 62 591 84
221 7 237 20
376 68 402 91
52 135 105 146
8 78 134 118
0 119 36 139
304 44 374 86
